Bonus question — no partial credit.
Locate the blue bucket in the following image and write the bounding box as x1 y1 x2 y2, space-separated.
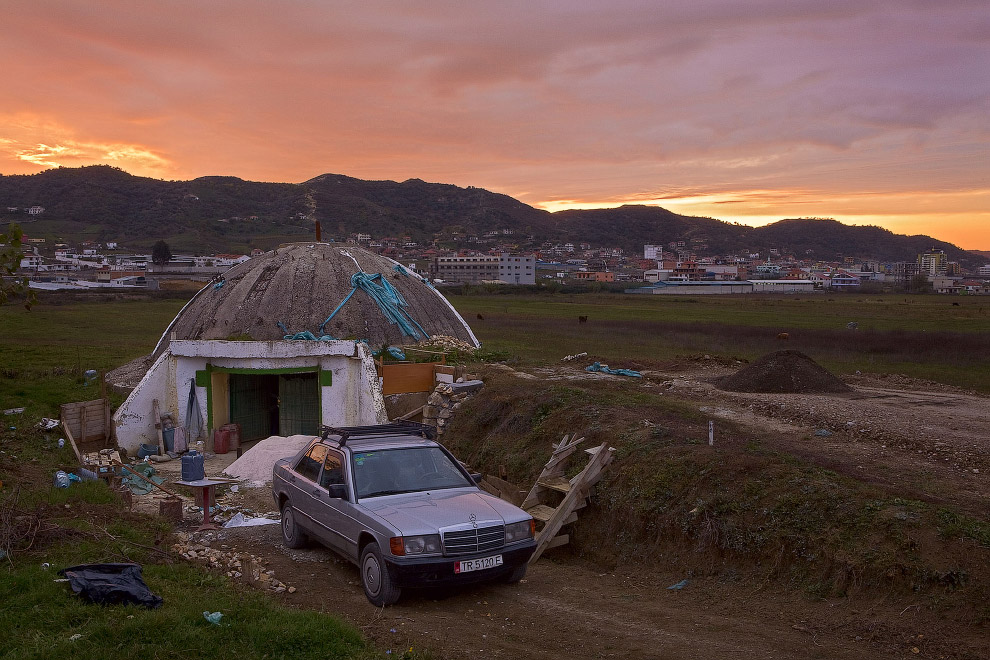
137 443 159 459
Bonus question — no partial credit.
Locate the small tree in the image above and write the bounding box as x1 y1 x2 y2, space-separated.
151 240 172 265
0 223 36 309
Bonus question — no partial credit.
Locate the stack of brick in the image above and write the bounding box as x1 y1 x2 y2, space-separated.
422 379 484 435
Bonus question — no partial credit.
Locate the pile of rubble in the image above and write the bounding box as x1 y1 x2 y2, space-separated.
422 380 484 435
419 335 477 353
171 531 296 594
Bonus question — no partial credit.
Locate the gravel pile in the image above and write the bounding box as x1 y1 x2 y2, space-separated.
717 350 851 394
222 434 312 485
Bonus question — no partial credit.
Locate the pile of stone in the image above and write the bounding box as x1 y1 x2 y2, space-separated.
422 380 484 435
171 532 296 594
419 335 477 353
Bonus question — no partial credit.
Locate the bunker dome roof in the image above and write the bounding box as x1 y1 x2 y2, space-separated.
153 243 477 356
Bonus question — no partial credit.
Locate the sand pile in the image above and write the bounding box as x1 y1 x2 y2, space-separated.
222 434 313 486
717 350 851 394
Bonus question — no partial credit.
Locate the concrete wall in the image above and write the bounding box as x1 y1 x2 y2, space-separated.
112 340 388 455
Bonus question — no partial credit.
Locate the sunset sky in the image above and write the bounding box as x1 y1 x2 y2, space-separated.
2 1 988 249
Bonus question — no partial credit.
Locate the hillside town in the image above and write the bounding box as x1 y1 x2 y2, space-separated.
7 224 990 294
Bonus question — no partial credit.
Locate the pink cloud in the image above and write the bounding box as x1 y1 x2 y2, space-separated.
0 0 987 247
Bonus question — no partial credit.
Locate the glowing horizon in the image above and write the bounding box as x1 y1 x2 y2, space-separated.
2 2 988 250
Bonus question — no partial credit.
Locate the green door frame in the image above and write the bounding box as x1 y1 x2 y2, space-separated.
197 365 332 436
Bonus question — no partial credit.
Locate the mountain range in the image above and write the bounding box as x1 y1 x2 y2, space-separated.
0 165 981 268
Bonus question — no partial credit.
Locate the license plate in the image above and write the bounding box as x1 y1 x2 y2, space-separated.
455 554 503 574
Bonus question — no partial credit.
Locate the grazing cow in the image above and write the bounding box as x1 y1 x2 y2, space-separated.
476 313 485 320
578 315 588 323
952 302 960 306
776 332 789 340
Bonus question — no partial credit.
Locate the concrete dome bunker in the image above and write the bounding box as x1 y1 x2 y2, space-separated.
112 243 479 456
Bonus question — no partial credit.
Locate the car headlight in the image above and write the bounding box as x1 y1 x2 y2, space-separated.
505 519 535 543
390 534 442 556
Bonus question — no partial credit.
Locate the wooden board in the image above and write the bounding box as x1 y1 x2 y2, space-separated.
381 362 439 395
60 399 109 443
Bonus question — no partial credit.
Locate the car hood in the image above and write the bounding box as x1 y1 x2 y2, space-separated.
361 488 527 536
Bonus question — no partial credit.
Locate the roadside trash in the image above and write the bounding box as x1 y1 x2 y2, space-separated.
54 471 81 488
83 369 99 386
37 417 60 430
78 468 98 481
122 463 164 495
69 634 82 642
58 438 65 448
562 352 588 362
137 443 159 459
4 407 26 416
814 429 832 437
203 611 223 625
387 346 406 360
58 563 163 608
223 512 278 528
585 362 643 378
41 562 50 570
181 450 205 481
667 579 689 590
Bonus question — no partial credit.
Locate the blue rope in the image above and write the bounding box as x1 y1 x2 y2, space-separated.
585 362 643 378
283 268 432 342
318 272 431 341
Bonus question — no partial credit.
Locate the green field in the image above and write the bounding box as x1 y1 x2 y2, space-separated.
449 292 990 392
2 291 988 419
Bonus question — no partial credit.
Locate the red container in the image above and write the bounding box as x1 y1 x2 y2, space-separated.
213 428 230 454
221 422 241 451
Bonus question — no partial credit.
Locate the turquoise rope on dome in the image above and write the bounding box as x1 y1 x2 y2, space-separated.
318 271 431 341
280 265 432 342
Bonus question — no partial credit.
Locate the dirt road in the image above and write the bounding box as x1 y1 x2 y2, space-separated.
202 523 960 660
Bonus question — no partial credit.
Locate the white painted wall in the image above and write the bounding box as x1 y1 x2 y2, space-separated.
113 340 388 456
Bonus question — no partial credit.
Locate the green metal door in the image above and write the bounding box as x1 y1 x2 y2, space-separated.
229 373 278 442
278 373 320 436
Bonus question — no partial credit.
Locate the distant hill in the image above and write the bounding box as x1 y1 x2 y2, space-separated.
0 165 982 267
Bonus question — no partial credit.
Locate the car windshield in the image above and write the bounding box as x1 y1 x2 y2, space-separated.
353 446 472 498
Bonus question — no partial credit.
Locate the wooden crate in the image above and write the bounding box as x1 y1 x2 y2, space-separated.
60 399 111 443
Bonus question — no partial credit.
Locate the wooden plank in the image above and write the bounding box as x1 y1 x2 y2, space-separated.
482 475 526 506
526 504 556 522
538 476 571 493
61 420 82 464
530 442 613 564
545 534 569 550
396 405 425 421
153 399 165 455
115 461 180 498
381 362 440 395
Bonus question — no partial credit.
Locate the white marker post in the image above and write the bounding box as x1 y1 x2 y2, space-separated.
708 420 714 446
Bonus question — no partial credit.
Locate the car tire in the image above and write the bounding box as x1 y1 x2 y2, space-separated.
360 542 401 607
280 502 307 549
502 563 527 584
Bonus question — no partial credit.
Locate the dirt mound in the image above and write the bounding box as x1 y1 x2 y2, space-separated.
717 350 851 393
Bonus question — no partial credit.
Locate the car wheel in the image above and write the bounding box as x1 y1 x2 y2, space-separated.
280 501 306 549
502 563 527 584
360 542 401 606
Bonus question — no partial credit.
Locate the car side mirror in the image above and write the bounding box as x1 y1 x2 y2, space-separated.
471 473 483 484
328 483 348 500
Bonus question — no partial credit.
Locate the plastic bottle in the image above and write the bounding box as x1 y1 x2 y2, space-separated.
54 471 70 488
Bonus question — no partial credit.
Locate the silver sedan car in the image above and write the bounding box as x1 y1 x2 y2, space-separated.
272 422 536 606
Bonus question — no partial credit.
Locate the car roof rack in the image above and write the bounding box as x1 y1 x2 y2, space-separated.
320 421 437 447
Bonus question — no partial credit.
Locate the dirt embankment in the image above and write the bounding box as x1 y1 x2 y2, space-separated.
150 354 989 660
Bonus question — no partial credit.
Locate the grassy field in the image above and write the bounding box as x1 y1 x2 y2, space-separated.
449 292 990 392
1 288 988 657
